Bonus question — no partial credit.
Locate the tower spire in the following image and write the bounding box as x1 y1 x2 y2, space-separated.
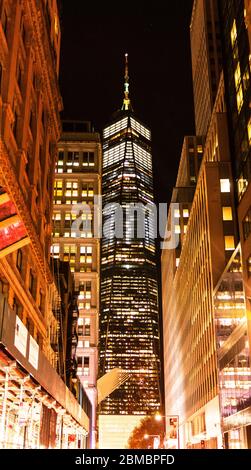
122 53 131 111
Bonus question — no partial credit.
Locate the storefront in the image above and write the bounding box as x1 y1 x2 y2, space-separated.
0 294 90 448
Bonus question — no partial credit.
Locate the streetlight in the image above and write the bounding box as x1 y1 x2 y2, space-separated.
155 413 180 449
144 434 160 449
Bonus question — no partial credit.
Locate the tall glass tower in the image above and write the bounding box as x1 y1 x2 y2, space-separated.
99 55 161 449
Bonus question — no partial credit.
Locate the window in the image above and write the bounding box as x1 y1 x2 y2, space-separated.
222 207 233 221
39 290 45 315
175 225 181 234
234 63 241 90
13 109 18 140
16 249 22 272
220 179 231 193
26 317 34 337
83 152 95 167
13 298 23 320
84 357 89 366
20 16 26 45
243 207 251 240
83 357 89 376
29 270 34 294
183 209 189 218
17 63 22 89
237 86 244 113
84 341 90 348
2 9 8 37
248 119 251 146
0 62 2 93
247 257 251 277
231 20 237 48
225 236 235 251
54 180 63 197
66 151 79 166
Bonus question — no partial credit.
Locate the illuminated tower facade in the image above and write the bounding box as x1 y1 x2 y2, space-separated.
99 55 161 449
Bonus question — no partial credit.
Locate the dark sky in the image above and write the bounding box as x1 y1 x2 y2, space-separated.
59 0 195 204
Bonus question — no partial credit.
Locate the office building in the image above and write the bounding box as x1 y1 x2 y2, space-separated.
162 0 251 449
52 120 102 448
99 55 161 449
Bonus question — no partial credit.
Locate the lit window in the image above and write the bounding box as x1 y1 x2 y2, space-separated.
85 318 90 325
174 209 180 218
176 258 180 268
184 225 187 234
225 236 235 251
248 118 251 145
84 341 90 348
220 179 231 193
54 15 59 36
234 63 241 90
231 20 237 47
87 247 92 254
237 86 244 113
197 145 203 153
183 209 189 218
247 256 251 277
77 341 84 348
222 207 233 221
78 318 84 325
54 213 61 220
175 225 181 234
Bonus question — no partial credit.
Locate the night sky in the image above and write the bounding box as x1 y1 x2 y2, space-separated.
59 0 195 205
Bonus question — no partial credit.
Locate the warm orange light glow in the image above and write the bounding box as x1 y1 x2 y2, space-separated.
155 412 162 422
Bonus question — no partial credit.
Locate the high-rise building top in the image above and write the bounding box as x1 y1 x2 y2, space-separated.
99 55 161 449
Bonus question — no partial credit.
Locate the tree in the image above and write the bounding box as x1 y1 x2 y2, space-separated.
127 416 165 449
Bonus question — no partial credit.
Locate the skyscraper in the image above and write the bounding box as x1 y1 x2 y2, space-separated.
162 0 251 449
99 55 161 449
52 120 102 448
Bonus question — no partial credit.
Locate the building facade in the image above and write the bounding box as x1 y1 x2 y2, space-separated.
190 0 222 137
99 55 161 449
52 120 102 448
162 0 251 449
0 0 90 448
